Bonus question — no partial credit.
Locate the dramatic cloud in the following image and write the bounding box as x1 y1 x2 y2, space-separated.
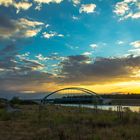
0 44 56 92
0 16 44 39
1 51 140 92
0 70 56 92
0 0 32 13
58 55 140 84
19 58 45 71
0 51 44 74
0 44 17 71
114 0 140 20
0 0 140 94
79 4 96 13
43 31 64 39
130 40 140 48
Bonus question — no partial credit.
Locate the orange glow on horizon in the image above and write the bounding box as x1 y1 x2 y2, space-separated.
31 80 140 94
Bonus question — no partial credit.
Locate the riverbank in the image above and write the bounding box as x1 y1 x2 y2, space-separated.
101 94 140 105
0 105 140 140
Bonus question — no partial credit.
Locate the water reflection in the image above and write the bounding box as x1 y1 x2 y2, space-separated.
61 104 140 112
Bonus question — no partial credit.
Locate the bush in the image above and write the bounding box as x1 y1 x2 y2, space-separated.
0 98 8 109
10 97 22 105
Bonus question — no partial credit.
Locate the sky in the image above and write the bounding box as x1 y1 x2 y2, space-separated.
0 0 140 95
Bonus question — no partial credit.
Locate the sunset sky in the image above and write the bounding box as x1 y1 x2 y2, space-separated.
0 0 140 95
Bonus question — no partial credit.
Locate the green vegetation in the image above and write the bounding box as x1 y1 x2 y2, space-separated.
0 105 140 140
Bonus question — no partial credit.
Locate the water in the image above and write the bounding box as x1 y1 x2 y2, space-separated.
60 104 140 112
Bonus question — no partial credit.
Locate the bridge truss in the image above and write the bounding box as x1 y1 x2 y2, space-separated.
41 87 103 105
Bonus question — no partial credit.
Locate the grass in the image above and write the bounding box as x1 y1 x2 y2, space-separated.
0 105 140 140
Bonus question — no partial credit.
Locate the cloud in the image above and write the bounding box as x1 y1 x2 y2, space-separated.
34 0 81 10
128 48 140 56
0 44 17 54
35 4 42 11
45 24 50 28
82 52 92 56
58 55 140 84
0 0 32 13
16 52 30 60
114 0 140 20
0 51 44 74
34 0 64 10
35 53 66 62
42 32 56 39
131 12 140 18
20 58 45 71
0 70 56 92
71 0 80 6
117 41 124 45
1 51 140 92
72 15 79 20
0 16 44 39
0 44 17 70
0 44 55 92
34 0 63 4
114 1 129 16
57 34 64 37
0 44 45 77
79 4 96 14
0 0 13 7
13 1 32 13
42 31 64 39
0 44 59 92
128 41 140 56
35 54 49 61
19 18 44 27
130 40 140 48
90 43 98 49
24 29 41 37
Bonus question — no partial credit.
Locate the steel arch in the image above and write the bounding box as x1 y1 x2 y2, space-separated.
41 87 103 104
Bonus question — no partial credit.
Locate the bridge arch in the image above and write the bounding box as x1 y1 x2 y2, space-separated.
41 87 103 104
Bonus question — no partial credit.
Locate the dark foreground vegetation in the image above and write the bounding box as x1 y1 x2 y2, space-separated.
0 104 140 140
101 94 140 105
101 94 140 99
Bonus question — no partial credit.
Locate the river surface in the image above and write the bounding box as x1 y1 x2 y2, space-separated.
60 104 140 112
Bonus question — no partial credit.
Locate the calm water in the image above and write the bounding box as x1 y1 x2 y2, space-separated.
61 104 140 112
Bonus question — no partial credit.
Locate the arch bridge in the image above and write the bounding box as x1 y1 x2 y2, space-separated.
41 87 103 104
